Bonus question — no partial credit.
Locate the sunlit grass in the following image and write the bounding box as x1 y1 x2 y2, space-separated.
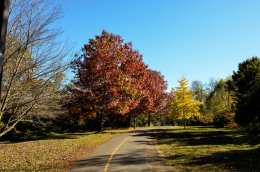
0 129 130 171
156 126 260 172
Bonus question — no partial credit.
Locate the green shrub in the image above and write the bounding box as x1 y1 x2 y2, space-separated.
213 111 236 128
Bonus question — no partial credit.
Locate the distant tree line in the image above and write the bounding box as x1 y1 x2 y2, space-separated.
167 57 260 134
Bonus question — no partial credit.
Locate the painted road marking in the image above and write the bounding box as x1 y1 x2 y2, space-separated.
103 136 131 172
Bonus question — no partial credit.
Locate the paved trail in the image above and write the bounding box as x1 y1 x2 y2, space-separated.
69 127 172 172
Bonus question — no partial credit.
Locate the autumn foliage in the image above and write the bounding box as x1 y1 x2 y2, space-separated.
170 77 202 129
68 31 167 131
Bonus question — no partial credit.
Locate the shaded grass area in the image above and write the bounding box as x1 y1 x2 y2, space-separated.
0 129 129 171
155 126 260 172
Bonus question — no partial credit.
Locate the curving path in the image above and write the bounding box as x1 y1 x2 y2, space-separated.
69 127 172 172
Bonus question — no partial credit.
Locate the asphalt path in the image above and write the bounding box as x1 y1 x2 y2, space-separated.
69 127 172 172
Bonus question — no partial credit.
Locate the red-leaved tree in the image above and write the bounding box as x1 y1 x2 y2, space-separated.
70 30 148 132
131 69 167 126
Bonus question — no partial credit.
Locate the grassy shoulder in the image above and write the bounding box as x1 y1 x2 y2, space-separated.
0 129 129 171
155 126 260 172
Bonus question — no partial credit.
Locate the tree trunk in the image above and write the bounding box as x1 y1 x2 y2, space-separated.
99 112 104 132
228 91 230 109
128 114 131 128
134 112 136 129
0 0 10 97
148 112 151 127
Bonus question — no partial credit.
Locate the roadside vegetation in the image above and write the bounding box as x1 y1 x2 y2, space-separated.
155 126 260 172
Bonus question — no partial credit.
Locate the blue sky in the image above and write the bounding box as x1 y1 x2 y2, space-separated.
57 0 260 90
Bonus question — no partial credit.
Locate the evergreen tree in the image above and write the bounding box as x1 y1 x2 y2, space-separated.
229 57 260 133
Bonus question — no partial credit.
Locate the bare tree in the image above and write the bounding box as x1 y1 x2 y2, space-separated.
0 0 68 137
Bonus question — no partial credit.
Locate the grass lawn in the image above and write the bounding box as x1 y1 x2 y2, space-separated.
0 129 129 171
155 126 260 172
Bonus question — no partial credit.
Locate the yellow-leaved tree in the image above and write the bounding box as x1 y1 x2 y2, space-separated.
171 77 202 129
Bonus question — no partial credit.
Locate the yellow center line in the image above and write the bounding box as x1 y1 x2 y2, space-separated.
103 135 131 172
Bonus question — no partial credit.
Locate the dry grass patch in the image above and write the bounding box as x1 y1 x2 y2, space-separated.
0 129 129 171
